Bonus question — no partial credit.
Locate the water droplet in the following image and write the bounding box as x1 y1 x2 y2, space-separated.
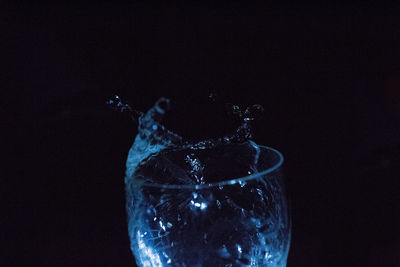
219 245 231 258
216 199 221 209
154 97 170 114
256 188 264 200
159 220 166 231
245 104 264 120
106 95 138 119
232 105 241 115
208 92 217 102
237 244 242 254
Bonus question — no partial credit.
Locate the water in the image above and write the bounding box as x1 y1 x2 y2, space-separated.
117 96 290 266
120 96 264 186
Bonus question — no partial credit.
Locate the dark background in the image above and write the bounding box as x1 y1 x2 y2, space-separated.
2 3 400 266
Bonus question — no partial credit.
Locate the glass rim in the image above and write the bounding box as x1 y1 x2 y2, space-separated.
134 145 284 190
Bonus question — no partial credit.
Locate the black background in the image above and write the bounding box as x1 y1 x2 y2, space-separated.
2 3 400 266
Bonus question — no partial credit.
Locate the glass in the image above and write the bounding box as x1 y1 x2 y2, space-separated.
125 145 291 267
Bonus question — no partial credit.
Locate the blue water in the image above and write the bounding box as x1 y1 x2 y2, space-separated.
117 97 290 266
122 97 264 186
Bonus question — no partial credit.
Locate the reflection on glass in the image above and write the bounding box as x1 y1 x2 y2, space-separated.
126 145 290 266
123 97 291 266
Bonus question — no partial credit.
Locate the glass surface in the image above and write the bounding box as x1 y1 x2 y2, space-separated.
125 145 291 267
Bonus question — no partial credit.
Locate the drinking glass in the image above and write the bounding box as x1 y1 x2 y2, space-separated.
125 145 291 266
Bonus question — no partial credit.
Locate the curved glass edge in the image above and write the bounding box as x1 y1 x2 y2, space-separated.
127 145 284 190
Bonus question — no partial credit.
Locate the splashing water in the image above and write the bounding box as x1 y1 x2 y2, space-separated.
124 97 183 183
119 96 265 186
117 96 290 267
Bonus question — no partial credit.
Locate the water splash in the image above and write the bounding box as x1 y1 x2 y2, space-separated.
123 97 290 267
121 96 264 185
225 103 265 143
124 98 182 183
107 94 144 122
